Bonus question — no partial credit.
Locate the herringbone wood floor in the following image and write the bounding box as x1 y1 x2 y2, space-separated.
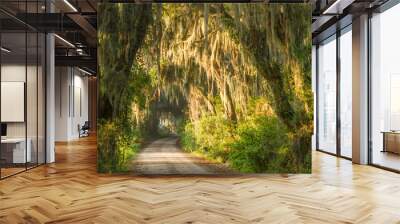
1 136 400 224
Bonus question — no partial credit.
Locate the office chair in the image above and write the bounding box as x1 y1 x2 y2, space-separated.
79 121 90 138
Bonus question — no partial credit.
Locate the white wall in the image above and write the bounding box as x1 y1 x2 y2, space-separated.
72 72 89 138
55 67 70 141
55 67 89 141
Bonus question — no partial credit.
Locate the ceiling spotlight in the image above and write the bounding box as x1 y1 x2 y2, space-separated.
63 0 78 12
1 47 11 53
76 48 87 56
54 34 75 48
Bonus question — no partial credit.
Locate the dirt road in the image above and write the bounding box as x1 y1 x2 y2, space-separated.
131 137 234 175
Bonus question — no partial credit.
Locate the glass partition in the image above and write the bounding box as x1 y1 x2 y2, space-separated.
339 26 352 158
0 1 46 179
317 35 337 154
1 31 28 177
371 3 400 171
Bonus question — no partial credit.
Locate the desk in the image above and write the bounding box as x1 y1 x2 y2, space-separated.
382 131 400 154
1 138 31 163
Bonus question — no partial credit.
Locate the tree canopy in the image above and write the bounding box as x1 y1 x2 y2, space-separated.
98 3 312 173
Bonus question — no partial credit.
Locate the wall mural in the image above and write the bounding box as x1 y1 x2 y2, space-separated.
98 3 313 175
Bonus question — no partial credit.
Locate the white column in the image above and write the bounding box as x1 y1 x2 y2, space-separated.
55 67 73 141
312 45 317 151
45 1 56 163
352 14 369 164
46 32 55 163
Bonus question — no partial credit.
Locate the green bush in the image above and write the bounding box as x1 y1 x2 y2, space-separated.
178 114 310 173
197 115 233 161
179 114 235 162
97 119 141 173
228 116 291 173
178 121 198 153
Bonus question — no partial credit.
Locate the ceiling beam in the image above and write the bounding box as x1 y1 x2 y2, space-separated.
67 13 97 39
11 13 83 32
55 55 97 70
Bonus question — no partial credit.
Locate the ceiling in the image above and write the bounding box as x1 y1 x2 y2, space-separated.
311 0 391 43
1 0 393 74
0 0 97 74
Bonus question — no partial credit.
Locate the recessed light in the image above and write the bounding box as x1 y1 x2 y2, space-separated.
323 0 355 15
63 0 78 12
78 67 93 76
1 47 11 53
54 34 75 48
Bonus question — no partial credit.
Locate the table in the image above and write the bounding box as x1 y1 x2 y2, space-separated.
381 131 400 154
1 138 31 164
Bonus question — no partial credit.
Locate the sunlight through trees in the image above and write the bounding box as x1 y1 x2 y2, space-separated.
98 3 312 174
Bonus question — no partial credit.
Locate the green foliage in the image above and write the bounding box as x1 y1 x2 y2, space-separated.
195 115 235 161
179 114 311 173
178 121 197 153
229 116 290 173
98 3 153 119
97 3 156 173
180 114 235 162
98 3 313 174
97 119 141 173
220 4 313 130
